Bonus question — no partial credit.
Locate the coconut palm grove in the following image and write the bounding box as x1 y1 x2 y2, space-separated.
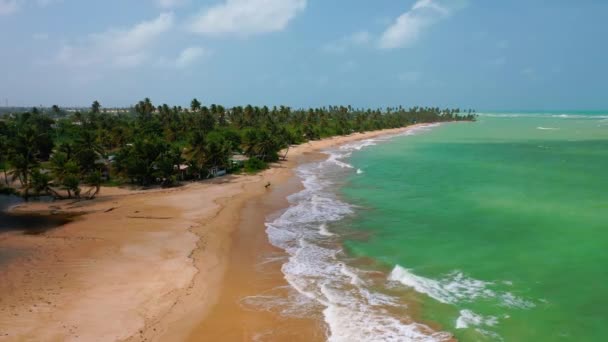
0 99 475 198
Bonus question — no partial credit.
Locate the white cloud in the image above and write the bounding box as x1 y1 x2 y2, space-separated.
55 12 174 69
322 31 372 53
189 0 306 36
379 0 452 49
155 46 210 69
175 46 208 68
0 0 19 15
0 0 60 15
412 0 448 15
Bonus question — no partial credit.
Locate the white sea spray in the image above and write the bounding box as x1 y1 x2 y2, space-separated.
261 124 454 341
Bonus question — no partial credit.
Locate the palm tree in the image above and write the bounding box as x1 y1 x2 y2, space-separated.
50 152 70 183
184 131 206 177
83 171 102 199
62 173 81 199
91 101 101 114
9 125 43 188
0 135 9 185
8 154 31 188
191 98 201 112
51 105 61 116
203 132 231 170
30 169 54 197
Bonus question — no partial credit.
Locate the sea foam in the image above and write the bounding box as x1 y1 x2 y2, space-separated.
262 124 453 341
455 309 498 329
388 265 534 309
388 266 493 304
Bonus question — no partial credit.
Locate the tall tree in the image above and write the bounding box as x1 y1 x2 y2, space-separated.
91 100 101 114
191 98 202 112
51 105 61 116
0 135 9 184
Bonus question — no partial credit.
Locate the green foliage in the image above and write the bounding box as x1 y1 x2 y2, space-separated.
244 157 267 173
91 101 101 114
114 136 180 186
204 131 232 169
0 135 9 184
0 99 476 193
30 169 52 196
62 174 81 198
190 98 202 111
241 128 281 162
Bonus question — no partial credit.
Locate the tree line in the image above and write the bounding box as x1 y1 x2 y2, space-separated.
0 99 476 199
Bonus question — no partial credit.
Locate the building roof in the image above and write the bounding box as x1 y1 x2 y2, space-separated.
231 154 250 162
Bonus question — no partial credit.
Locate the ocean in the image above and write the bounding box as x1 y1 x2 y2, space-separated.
265 112 608 341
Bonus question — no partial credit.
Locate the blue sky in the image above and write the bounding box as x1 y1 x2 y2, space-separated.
0 0 607 110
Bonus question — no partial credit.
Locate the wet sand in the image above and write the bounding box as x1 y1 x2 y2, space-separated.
0 126 426 342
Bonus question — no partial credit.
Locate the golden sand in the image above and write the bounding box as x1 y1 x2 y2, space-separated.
0 126 424 342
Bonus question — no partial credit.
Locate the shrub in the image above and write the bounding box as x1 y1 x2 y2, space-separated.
244 157 267 173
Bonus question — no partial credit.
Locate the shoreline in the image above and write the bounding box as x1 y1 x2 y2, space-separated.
0 125 431 342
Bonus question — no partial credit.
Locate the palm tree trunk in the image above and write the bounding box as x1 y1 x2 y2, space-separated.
91 185 100 199
48 187 64 200
282 146 290 161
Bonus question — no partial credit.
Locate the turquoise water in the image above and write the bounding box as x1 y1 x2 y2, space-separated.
339 114 608 341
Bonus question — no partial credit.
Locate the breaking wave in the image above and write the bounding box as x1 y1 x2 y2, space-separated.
263 124 454 341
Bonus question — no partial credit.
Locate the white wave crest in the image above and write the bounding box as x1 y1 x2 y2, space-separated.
456 309 498 329
319 223 335 237
261 124 452 341
389 266 493 304
327 152 354 169
389 266 534 311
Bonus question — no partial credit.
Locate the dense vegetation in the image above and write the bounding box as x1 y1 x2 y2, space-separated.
0 99 476 199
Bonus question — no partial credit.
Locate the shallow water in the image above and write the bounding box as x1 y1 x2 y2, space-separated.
0 195 71 235
265 113 608 341
265 125 453 341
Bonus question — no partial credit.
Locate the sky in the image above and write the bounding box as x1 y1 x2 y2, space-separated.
0 0 607 111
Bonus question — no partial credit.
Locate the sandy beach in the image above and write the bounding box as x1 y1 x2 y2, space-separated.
0 126 423 342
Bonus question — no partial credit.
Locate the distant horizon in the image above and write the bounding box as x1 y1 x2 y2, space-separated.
1 103 607 114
